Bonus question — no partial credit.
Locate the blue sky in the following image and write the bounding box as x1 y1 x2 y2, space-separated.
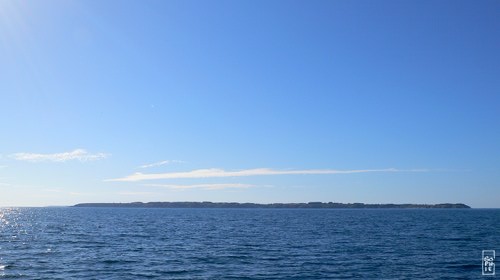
0 0 498 207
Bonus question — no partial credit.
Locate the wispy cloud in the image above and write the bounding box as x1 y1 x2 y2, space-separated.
43 188 65 193
138 160 184 169
106 167 425 182
144 183 255 190
118 191 160 196
10 149 109 162
43 188 91 196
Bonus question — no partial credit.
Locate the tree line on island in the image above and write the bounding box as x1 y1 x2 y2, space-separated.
73 201 471 209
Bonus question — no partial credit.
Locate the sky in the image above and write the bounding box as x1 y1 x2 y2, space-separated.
0 0 498 207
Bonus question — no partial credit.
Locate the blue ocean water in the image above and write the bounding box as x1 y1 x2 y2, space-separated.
0 207 498 279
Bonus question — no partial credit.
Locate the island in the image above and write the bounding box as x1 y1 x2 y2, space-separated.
73 202 471 209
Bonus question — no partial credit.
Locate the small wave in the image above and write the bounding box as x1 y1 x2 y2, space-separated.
438 237 474 242
0 264 6 270
447 264 477 270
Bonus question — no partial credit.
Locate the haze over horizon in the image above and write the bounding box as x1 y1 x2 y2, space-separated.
0 0 498 207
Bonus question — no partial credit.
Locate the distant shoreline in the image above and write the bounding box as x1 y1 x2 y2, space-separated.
73 202 471 209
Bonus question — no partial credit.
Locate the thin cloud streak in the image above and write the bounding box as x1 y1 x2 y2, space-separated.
106 168 425 182
10 149 109 162
42 189 92 196
118 191 160 196
144 183 255 190
138 160 184 169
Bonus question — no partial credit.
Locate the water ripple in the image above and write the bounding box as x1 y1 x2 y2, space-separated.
0 208 498 279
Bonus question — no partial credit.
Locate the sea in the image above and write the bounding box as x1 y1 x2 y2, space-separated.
0 207 498 279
